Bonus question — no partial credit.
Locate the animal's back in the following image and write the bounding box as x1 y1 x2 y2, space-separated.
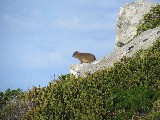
78 53 96 63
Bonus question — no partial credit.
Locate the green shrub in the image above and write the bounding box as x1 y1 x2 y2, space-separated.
0 88 29 120
137 5 160 36
147 99 160 120
0 88 23 109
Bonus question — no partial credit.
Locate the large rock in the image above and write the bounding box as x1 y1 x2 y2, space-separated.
115 0 158 49
70 0 160 78
70 27 160 77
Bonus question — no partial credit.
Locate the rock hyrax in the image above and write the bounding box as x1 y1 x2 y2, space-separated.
72 51 96 63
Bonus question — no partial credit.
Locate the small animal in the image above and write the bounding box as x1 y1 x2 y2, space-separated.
72 51 96 63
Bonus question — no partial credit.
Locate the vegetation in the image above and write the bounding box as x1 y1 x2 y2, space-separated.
0 88 25 119
137 5 160 36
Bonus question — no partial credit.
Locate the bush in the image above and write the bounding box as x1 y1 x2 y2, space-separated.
146 99 160 120
137 5 160 36
0 88 33 120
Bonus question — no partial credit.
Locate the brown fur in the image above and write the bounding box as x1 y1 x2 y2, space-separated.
72 51 96 63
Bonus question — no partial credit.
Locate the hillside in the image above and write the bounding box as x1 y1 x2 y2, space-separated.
23 37 160 119
0 1 160 120
1 37 160 119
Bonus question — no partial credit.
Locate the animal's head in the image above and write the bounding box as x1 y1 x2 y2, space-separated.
72 51 79 58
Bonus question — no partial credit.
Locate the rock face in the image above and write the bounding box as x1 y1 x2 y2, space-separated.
70 0 160 78
115 0 158 49
70 27 160 77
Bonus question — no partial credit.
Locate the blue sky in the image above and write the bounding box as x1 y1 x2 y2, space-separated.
0 0 159 92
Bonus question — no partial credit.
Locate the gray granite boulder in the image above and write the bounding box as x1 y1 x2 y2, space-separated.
115 0 158 49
